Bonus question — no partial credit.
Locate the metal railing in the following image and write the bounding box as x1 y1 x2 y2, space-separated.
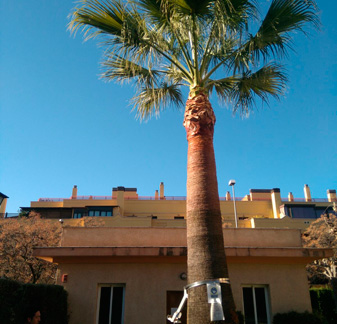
0 213 21 218
284 198 329 203
37 196 330 203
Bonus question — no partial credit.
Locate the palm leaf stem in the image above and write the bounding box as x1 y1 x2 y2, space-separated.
199 19 217 82
143 38 193 83
202 53 230 83
167 19 195 79
191 14 200 86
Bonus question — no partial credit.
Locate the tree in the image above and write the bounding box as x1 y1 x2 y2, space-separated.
0 213 62 284
69 1 319 322
303 213 337 310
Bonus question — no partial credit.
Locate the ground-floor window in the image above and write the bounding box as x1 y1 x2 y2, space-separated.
97 284 125 324
242 285 270 324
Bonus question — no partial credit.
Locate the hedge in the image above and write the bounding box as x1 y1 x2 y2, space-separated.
0 278 68 324
273 311 323 324
310 287 337 324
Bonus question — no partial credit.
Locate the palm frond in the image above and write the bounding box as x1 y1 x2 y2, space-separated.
247 0 319 61
132 83 184 120
138 0 172 27
69 0 125 39
172 0 212 16
205 76 238 101
163 63 187 85
214 0 258 30
69 0 319 119
101 54 160 86
229 63 287 116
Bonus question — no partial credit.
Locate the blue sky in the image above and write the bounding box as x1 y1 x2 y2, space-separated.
1 0 336 212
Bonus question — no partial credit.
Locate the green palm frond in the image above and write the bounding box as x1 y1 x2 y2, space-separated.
244 0 319 61
214 0 258 30
172 0 212 16
229 63 287 116
70 0 319 119
205 76 238 100
163 63 187 85
102 54 160 86
138 0 173 28
132 83 184 120
69 0 125 39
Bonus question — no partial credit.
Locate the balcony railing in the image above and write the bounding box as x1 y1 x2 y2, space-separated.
36 196 330 203
284 198 329 202
1 213 21 218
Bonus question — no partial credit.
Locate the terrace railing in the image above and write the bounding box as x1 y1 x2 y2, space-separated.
37 196 330 203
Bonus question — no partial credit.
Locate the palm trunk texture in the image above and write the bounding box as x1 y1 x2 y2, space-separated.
183 92 238 324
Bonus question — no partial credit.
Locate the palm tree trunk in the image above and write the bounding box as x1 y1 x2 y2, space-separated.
184 91 238 324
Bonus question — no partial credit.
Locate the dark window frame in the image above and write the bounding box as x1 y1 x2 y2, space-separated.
97 284 125 324
242 285 270 324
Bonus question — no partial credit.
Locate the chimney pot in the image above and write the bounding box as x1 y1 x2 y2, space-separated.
304 184 312 202
327 189 337 202
160 182 164 199
72 185 78 199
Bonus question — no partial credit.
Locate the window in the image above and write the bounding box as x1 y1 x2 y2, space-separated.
73 209 86 219
242 285 270 324
283 205 337 220
88 207 113 217
97 284 125 324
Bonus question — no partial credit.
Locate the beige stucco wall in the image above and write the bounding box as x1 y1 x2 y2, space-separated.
56 228 312 323
31 196 275 222
61 227 303 248
252 217 316 230
58 262 187 324
58 259 311 324
229 262 312 315
123 199 186 218
221 200 274 220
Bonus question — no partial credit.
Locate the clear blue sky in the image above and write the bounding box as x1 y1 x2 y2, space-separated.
1 1 336 212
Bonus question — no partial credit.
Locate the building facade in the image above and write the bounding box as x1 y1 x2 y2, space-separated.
30 183 335 323
24 183 337 230
35 227 332 324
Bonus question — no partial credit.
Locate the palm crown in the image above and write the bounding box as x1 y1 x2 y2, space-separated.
69 0 319 119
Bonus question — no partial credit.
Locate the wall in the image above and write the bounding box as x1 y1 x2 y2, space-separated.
58 259 311 324
229 262 311 315
60 227 303 248
58 262 186 324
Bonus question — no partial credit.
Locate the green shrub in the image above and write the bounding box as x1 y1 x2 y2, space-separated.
273 311 322 324
236 311 244 324
0 278 68 324
310 288 337 324
0 279 21 324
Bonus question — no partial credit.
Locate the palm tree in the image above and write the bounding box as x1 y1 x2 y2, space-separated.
69 1 319 323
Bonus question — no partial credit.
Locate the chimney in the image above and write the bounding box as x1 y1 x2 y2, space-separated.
0 193 8 216
327 189 337 202
288 192 294 202
271 188 281 219
155 190 159 200
304 184 312 202
160 182 164 199
72 185 78 199
116 186 125 216
226 191 231 201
